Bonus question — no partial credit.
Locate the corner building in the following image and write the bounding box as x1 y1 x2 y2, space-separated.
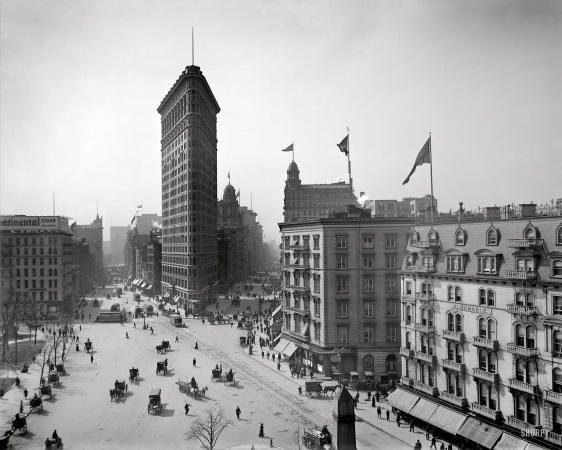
157 65 220 310
396 203 562 449
278 211 410 381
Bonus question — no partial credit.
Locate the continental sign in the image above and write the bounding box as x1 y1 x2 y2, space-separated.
451 303 493 315
0 216 62 231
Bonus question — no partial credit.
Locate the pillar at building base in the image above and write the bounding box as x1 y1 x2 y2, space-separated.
332 387 356 450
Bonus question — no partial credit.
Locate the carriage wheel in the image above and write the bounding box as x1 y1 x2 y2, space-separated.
305 391 311 398
302 436 309 448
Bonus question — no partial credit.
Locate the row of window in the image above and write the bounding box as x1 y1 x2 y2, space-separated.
336 300 397 318
283 234 399 251
337 276 397 293
336 324 398 343
1 237 61 245
1 258 60 267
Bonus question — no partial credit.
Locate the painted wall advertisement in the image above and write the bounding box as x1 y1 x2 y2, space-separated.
0 216 68 231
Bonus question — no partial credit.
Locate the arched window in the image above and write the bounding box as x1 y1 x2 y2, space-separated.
553 260 562 277
488 320 496 340
554 331 562 357
528 398 538 425
428 309 434 327
364 355 374 371
456 344 463 363
524 227 536 239
406 332 411 349
554 368 562 394
487 290 495 306
526 326 535 348
411 231 418 245
428 366 434 386
421 308 427 325
386 355 397 372
455 229 465 246
448 286 454 301
554 407 562 435
406 305 412 325
516 394 526 421
448 313 455 332
421 335 428 354
479 289 486 305
448 342 455 361
487 228 498 246
448 372 456 394
479 381 489 407
456 374 464 397
455 287 462 302
516 324 525 346
455 314 463 332
428 230 437 246
421 282 427 294
557 225 562 245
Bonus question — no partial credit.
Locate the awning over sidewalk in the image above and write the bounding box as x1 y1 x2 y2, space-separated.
144 285 153 291
132 279 139 285
173 296 180 304
493 433 529 450
282 341 298 357
271 305 283 318
457 417 503 449
427 406 468 435
409 397 439 422
273 338 290 353
386 388 420 414
163 292 170 298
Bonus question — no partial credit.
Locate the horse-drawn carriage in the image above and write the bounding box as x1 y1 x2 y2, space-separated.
302 426 332 450
11 414 27 435
231 297 240 307
148 388 162 414
129 368 139 383
0 432 11 450
239 336 247 347
211 367 222 382
30 395 43 412
237 321 244 329
115 380 128 394
40 383 52 398
156 361 167 375
322 380 339 396
304 380 324 398
56 363 65 374
224 369 235 386
92 298 99 307
84 341 93 353
48 372 59 387
21 362 30 373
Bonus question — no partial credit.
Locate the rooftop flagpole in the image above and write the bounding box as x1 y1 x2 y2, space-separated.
429 132 434 223
347 127 352 206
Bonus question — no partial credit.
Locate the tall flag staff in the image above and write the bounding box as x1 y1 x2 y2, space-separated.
281 142 294 161
337 128 351 205
402 133 434 221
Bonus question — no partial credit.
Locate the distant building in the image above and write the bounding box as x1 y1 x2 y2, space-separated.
108 225 129 265
368 195 437 218
283 161 357 222
240 206 264 272
397 202 562 450
278 207 411 380
158 64 220 311
0 215 75 315
76 214 104 284
72 238 94 297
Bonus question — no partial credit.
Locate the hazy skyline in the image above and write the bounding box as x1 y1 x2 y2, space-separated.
1 0 560 241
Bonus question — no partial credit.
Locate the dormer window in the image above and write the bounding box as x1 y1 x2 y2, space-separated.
524 224 538 240
444 249 466 273
475 249 500 275
487 226 499 246
410 230 419 245
428 229 438 246
455 228 466 246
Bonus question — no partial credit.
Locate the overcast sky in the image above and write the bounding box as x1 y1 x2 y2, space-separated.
1 0 560 242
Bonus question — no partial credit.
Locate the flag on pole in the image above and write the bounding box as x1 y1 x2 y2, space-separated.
236 190 240 199
281 143 293 152
402 137 431 185
337 135 349 156
130 216 135 225
70 222 77 233
137 205 142 208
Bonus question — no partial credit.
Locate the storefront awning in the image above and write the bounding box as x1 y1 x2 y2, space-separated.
457 417 503 449
128 275 133 281
410 397 439 422
493 433 529 450
163 292 170 298
271 305 283 317
144 285 153 291
386 388 420 414
427 406 468 435
364 371 374 377
273 338 290 353
282 341 298 357
132 279 139 285
139 281 147 288
173 295 180 304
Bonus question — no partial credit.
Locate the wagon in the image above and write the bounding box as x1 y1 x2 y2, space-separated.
239 336 247 347
56 363 65 374
48 373 59 386
161 340 171 351
156 361 167 375
40 383 52 398
237 321 244 329
148 388 162 414
304 380 323 398
115 379 128 394
11 415 27 435
322 380 339 396
129 368 139 382
84 341 93 353
176 379 190 393
302 426 332 450
225 370 235 386
231 298 240 307
29 396 43 412
92 299 99 307
348 371 360 389
211 368 222 382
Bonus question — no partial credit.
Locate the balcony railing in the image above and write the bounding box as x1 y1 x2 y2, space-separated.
509 378 539 395
415 323 437 335
411 240 440 249
546 431 562 446
401 295 415 304
507 238 544 249
414 381 438 396
413 264 437 273
442 359 466 373
471 403 501 421
415 292 436 305
416 351 436 365
472 336 499 351
289 285 310 293
440 391 467 408
292 263 310 269
284 306 310 316
285 329 310 342
400 347 415 358
290 244 309 250
442 330 465 343
507 343 539 357
401 376 414 387
507 416 542 433
506 304 538 316
472 368 499 384
505 270 539 280
544 390 562 406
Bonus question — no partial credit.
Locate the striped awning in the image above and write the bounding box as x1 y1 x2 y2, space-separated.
493 433 529 450
409 397 439 422
458 417 503 449
273 338 290 353
144 285 153 291
163 292 170 298
282 341 298 357
427 405 468 435
386 388 420 414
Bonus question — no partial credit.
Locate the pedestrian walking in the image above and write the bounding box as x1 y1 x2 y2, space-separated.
259 423 264 438
91 355 94 364
377 406 382 418
24 388 28 399
447 444 452 450
195 342 198 350
272 354 275 362
20 400 24 413
410 420 415 432
414 440 422 450
425 426 430 440
133 322 136 328
79 325 82 331
439 443 445 450
175 336 179 342
386 409 390 421
236 406 241 420
184 403 190 415
430 437 437 450
372 396 376 407
193 358 196 367
150 327 154 335
261 350 264 359
397 415 401 427
277 362 281 371
266 351 270 360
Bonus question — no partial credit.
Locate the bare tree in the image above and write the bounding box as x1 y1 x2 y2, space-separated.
34 337 54 387
186 407 234 450
25 301 43 346
293 421 303 450
0 292 27 360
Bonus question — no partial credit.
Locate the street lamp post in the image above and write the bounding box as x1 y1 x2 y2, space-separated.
142 312 146 328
